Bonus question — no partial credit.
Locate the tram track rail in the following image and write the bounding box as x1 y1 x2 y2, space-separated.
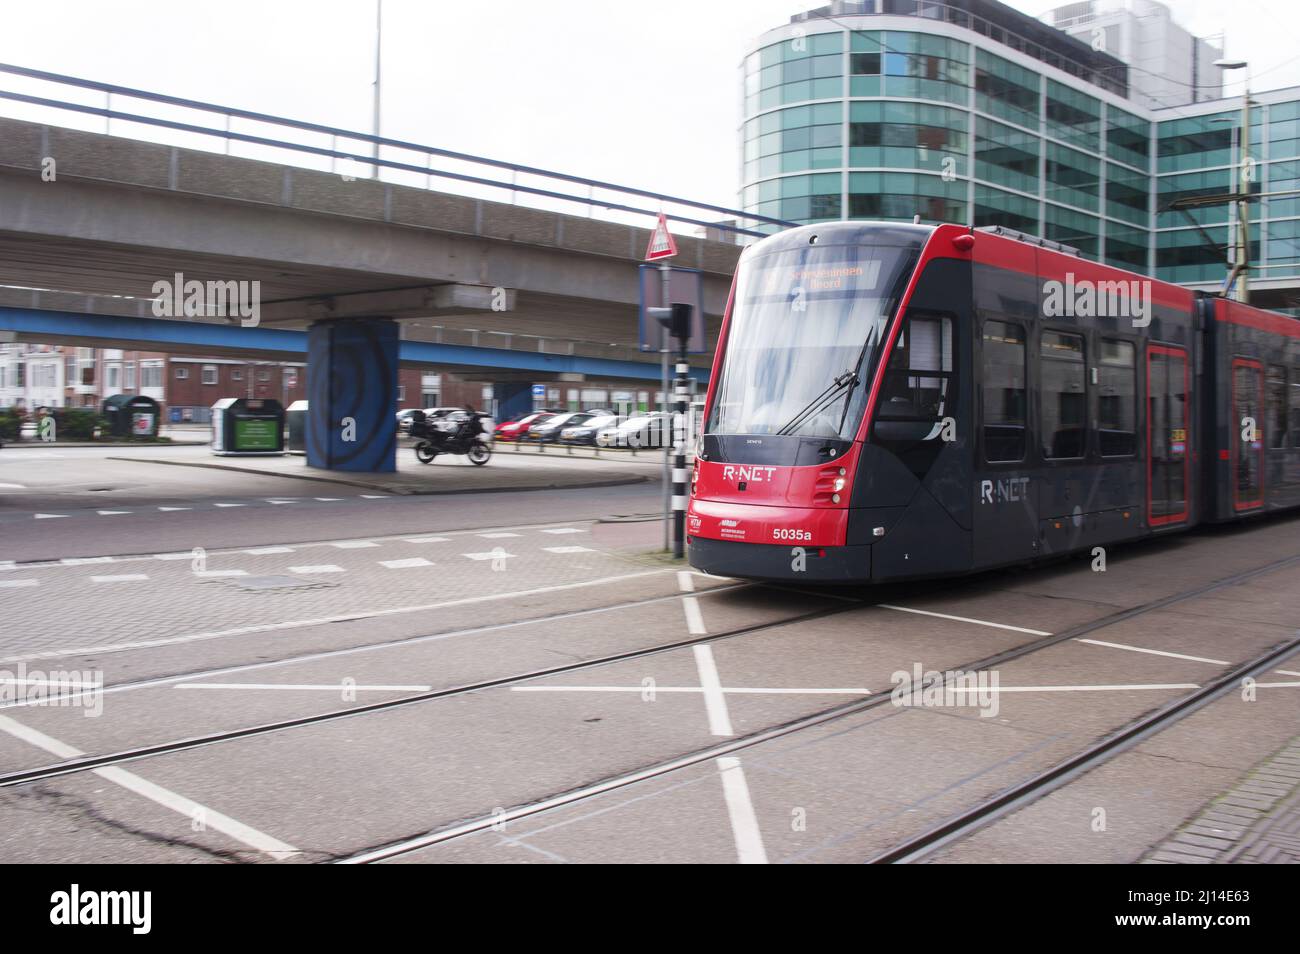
0 588 865 790
334 551 1300 864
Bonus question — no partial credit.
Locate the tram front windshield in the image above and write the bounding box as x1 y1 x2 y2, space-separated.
707 243 916 440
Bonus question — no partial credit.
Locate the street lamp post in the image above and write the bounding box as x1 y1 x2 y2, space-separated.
1217 59 1251 303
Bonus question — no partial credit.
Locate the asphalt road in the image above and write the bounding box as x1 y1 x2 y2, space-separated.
0 443 1297 864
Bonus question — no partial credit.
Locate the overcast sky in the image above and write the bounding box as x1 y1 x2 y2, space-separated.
1 0 1296 223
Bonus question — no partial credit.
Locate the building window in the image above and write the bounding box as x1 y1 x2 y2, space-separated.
201 365 218 385
1041 331 1087 459
258 369 270 382
142 362 163 389
174 366 188 380
125 362 136 390
981 320 1026 462
231 368 242 381
1267 366 1288 449
397 385 406 403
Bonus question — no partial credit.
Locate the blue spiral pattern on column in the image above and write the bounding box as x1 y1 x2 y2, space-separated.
306 318 397 473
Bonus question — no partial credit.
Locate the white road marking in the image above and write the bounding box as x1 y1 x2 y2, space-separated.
404 536 449 543
192 569 248 578
33 514 67 519
330 540 379 549
96 510 130 516
676 570 696 592
213 503 245 508
1276 670 1300 677
0 482 26 488
245 547 295 555
1077 638 1229 665
464 551 516 561
478 532 521 539
683 598 707 635
877 604 1052 636
61 557 114 565
176 682 431 692
1256 681 1300 688
0 714 298 860
0 580 38 588
0 561 13 570
380 558 434 569
540 528 584 535
359 495 389 499
289 565 345 574
716 756 768 864
0 569 672 664
90 574 150 583
943 683 1199 692
543 546 593 554
157 506 191 512
693 645 733 736
313 497 343 502
265 499 296 505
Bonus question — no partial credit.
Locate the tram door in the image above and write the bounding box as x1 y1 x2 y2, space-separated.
1231 358 1265 511
1147 345 1189 526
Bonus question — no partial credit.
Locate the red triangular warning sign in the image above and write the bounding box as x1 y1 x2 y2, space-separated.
645 212 678 261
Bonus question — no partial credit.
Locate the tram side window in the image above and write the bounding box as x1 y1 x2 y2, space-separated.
1041 330 1087 459
1291 367 1300 449
1098 339 1136 456
981 320 1026 462
1267 366 1288 449
875 309 954 439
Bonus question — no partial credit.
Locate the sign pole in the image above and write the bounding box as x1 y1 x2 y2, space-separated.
660 262 671 552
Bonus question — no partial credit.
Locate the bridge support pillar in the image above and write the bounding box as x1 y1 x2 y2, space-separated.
493 381 534 422
306 317 398 473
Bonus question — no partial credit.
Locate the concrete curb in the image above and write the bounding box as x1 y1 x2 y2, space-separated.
2 440 209 449
106 455 650 496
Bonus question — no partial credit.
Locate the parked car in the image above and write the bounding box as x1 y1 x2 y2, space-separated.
596 413 670 449
396 407 457 434
527 411 594 443
494 411 556 442
558 414 619 445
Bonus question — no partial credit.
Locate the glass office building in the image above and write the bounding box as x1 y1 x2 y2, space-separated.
741 0 1300 312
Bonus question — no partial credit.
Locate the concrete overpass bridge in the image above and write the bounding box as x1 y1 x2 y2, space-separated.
0 64 787 470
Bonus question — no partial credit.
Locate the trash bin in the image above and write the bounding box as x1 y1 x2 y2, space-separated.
102 394 161 439
210 398 285 456
286 400 309 455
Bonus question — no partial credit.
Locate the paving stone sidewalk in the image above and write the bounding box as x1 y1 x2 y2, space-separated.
1142 736 1300 864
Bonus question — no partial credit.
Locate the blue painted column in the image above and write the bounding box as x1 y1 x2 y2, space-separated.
306 318 398 472
494 381 533 421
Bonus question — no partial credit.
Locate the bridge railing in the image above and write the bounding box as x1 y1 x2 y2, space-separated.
0 62 797 240
423 326 677 366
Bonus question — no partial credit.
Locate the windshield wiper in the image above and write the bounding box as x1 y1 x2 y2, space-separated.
776 369 858 436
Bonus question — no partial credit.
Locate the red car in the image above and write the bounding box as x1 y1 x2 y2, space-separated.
494 411 555 442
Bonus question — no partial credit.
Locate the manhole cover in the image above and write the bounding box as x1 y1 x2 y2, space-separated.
229 575 333 591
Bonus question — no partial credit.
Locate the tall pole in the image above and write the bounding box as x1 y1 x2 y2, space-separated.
371 0 383 180
671 339 689 559
1237 78 1251 303
660 261 671 552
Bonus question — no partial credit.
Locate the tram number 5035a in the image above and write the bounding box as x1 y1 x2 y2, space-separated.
773 528 812 542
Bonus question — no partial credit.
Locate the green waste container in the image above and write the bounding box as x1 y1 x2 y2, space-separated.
211 398 285 456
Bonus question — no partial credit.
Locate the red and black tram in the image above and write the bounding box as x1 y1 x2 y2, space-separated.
687 221 1300 583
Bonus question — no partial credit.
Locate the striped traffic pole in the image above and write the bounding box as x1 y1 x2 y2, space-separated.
672 348 690 558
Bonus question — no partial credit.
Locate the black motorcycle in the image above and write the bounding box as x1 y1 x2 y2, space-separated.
409 410 492 466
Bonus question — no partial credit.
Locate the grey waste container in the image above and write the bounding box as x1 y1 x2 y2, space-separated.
102 394 161 439
286 400 309 455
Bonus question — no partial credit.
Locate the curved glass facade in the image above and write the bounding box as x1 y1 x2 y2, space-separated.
743 12 1300 303
741 20 1154 272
